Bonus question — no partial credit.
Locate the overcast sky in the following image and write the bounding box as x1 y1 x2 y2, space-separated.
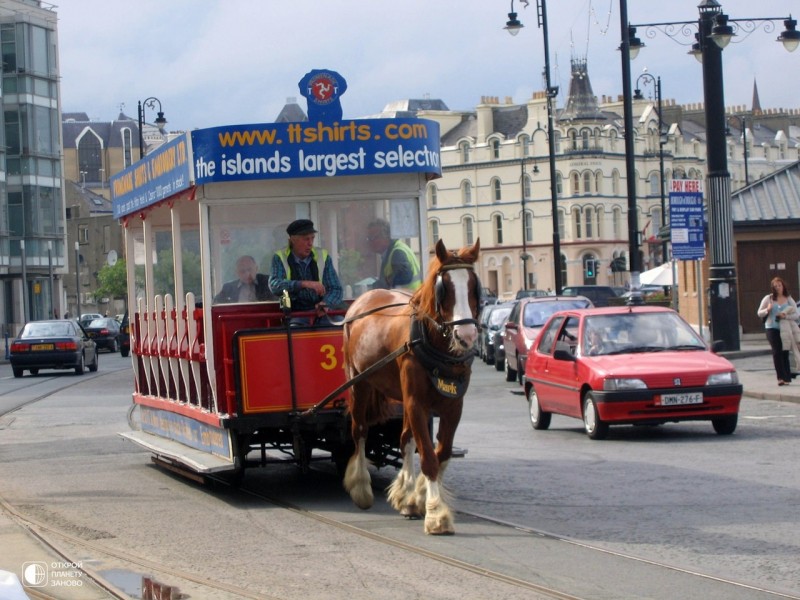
56 0 798 133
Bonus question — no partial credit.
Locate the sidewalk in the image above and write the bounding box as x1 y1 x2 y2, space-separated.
720 335 800 405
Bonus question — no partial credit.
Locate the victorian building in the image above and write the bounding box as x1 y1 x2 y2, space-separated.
413 58 800 304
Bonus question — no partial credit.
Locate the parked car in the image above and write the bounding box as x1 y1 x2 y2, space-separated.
79 313 103 328
515 289 552 299
493 301 517 373
82 317 122 352
524 305 742 439
560 285 618 307
119 311 130 357
9 319 98 377
503 296 593 384
478 302 514 365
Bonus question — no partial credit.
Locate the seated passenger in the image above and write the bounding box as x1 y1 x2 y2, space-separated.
214 255 275 304
269 219 343 324
585 329 606 356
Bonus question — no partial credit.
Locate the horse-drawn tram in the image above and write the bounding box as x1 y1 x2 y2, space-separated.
112 96 435 472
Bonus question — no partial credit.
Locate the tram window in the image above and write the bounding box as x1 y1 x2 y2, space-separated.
209 203 298 305
207 197 424 304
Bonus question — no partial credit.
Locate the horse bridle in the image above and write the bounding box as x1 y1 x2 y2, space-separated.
431 263 481 337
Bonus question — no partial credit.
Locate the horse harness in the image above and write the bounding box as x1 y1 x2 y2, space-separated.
300 263 480 416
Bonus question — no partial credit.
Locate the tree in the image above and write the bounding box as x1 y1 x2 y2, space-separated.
94 260 128 305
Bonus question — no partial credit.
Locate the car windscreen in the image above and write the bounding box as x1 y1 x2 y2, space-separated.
489 307 512 327
524 300 590 327
585 312 706 352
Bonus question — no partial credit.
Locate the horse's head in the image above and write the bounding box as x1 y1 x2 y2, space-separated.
417 238 481 353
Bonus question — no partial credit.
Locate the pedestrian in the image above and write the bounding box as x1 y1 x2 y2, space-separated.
214 255 275 304
756 276 797 385
366 219 422 290
269 219 343 325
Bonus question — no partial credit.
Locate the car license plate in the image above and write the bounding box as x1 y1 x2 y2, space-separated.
659 392 703 406
31 343 54 351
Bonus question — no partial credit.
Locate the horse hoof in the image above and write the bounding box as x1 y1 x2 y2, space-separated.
400 505 422 519
424 515 455 535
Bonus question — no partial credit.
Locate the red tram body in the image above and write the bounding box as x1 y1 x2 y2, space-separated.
112 85 440 479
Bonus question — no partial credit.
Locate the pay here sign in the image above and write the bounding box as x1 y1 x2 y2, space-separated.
669 179 705 260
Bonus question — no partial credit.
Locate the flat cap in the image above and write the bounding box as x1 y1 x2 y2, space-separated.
287 219 317 236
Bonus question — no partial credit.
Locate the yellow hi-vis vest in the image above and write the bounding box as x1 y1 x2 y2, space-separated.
385 241 421 290
277 246 327 282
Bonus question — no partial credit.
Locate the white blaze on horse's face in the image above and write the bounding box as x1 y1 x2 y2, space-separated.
448 269 478 351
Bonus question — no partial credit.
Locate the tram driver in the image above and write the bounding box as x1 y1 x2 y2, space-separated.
366 218 422 291
214 255 275 304
269 219 343 325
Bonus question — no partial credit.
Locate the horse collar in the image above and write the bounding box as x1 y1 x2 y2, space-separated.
409 316 474 399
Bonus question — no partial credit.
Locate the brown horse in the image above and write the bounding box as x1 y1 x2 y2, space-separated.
342 238 481 534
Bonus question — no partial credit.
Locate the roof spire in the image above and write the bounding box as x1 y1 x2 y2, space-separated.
751 79 762 115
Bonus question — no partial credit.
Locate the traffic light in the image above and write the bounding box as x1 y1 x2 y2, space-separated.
585 259 596 278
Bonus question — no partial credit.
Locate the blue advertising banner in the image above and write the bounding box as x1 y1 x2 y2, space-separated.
111 134 193 219
139 405 232 460
669 179 706 260
190 118 441 184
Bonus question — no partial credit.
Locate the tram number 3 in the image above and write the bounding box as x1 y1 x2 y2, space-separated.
319 344 344 371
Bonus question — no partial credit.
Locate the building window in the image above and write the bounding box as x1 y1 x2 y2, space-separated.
523 174 531 200
492 178 502 202
582 129 590 150
462 181 472 205
583 171 592 194
595 171 603 194
460 141 470 163
612 170 620 195
613 208 621 239
574 207 583 239
556 172 563 196
524 211 533 243
558 209 566 239
569 130 578 150
78 225 89 243
649 172 660 195
429 220 439 245
553 131 561 154
428 184 438 208
520 134 531 157
491 139 500 159
494 214 503 244
463 216 474 246
78 131 102 183
585 207 594 238
571 173 580 196
122 127 133 168
652 208 662 238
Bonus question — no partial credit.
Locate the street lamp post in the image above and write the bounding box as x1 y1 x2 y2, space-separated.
519 158 540 290
625 2 798 351
634 73 668 265
137 97 168 159
20 240 29 322
47 241 54 318
74 241 81 318
504 0 562 294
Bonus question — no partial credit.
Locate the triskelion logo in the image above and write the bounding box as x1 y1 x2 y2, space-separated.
22 562 47 587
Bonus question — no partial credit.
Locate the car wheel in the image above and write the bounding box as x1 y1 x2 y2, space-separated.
89 351 99 372
712 415 737 435
109 339 118 353
12 367 23 378
527 385 551 430
583 392 608 440
121 348 130 358
505 355 517 382
75 353 85 375
494 356 504 372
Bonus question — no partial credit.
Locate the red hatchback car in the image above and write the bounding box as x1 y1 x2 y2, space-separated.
502 296 592 384
524 306 742 439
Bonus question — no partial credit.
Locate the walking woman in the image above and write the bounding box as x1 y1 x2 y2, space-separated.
757 277 797 386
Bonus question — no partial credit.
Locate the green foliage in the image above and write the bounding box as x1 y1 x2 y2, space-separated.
94 260 128 303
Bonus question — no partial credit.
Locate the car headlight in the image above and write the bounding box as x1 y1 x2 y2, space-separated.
604 378 647 391
706 371 739 385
